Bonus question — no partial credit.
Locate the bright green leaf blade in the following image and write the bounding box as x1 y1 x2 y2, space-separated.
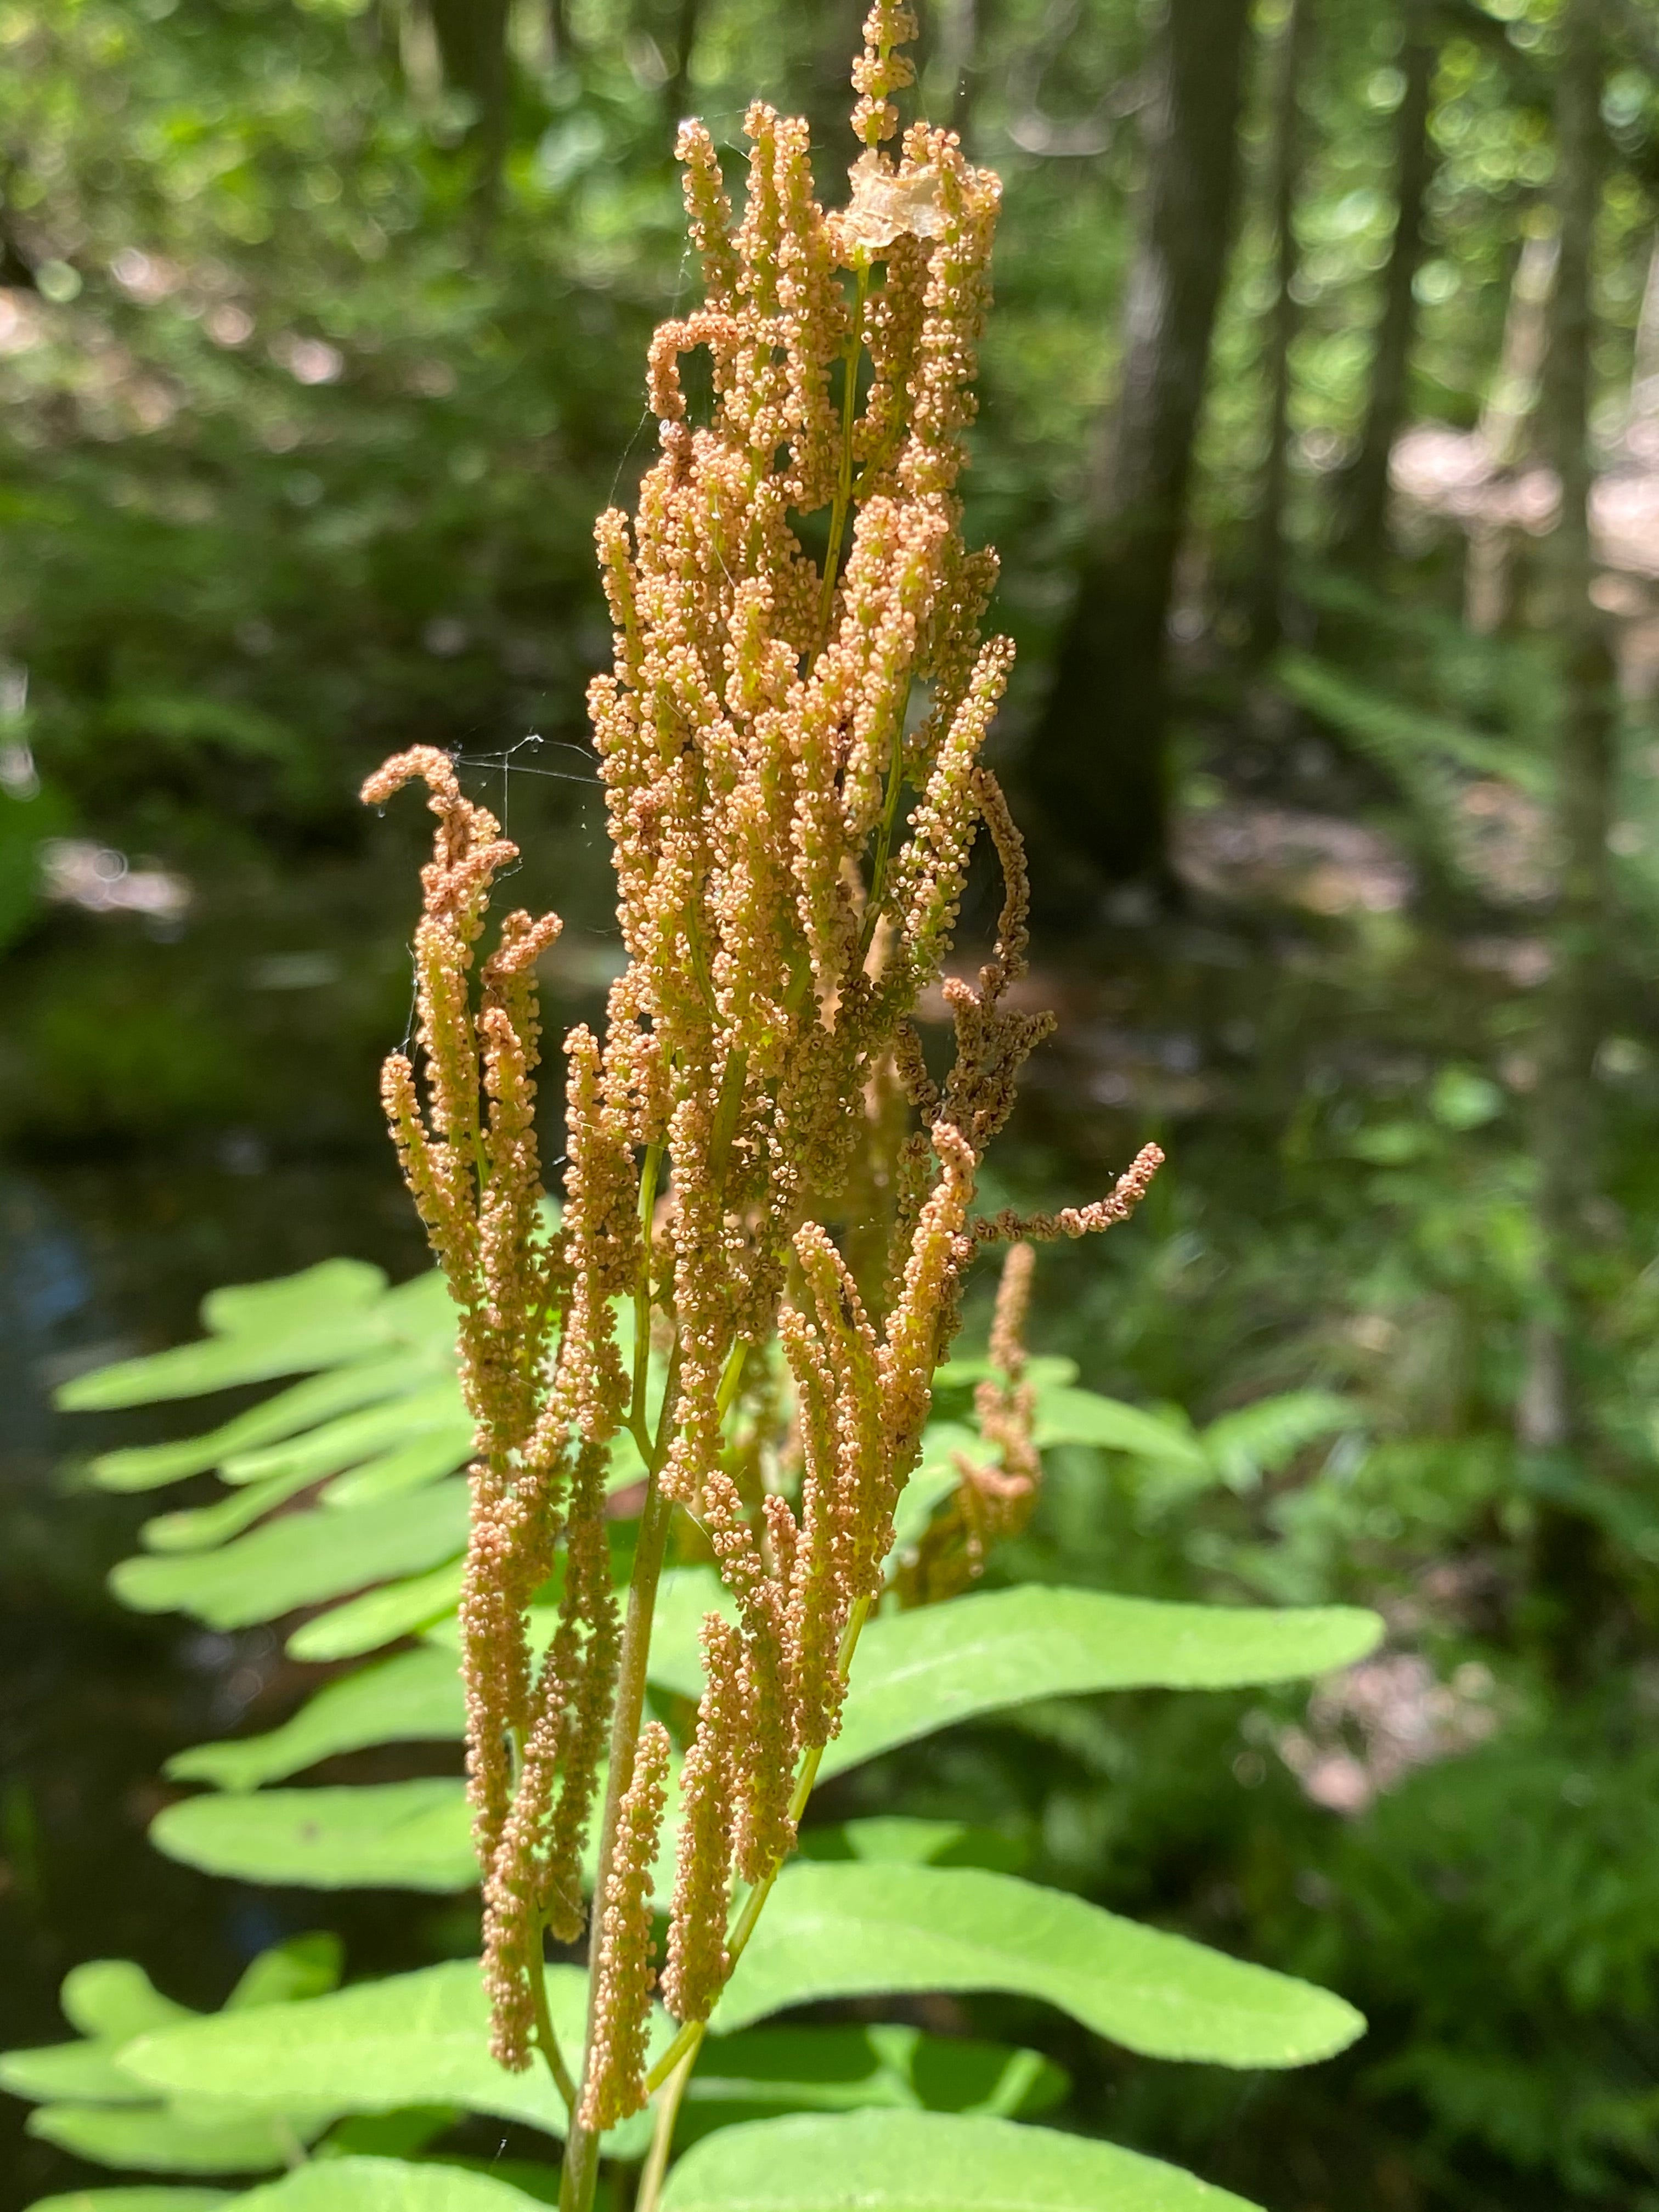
287 1560 466 1662
225 1933 344 2010
935 1355 1078 1391
658 2111 1263 2211
716 1863 1365 2067
375 1267 470 1350
822 1586 1381 1783
150 1780 475 1891
885 1419 985 1571
60 1961 196 2042
86 1355 441 1493
167 1651 465 1790
110 1479 469 1628
887 1463 961 1565
0 2041 153 2105
26 2102 322 2175
915 1422 979 1472
646 1567 737 1700
1032 1389 1207 1467
140 1467 321 1554
600 1421 648 1493
123 1962 562 2137
58 1310 399 1412
27 2192 234 2212
320 1424 473 1508
234 2157 547 2211
123 1960 654 2160
223 1385 467 1490
199 1260 387 1339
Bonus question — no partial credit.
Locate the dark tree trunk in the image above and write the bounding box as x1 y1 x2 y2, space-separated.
1332 0 1434 568
429 0 511 195
664 0 707 124
1249 0 1314 653
1521 0 1616 1673
1026 0 1254 893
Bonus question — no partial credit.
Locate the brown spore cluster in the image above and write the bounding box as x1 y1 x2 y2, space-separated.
364 1 1160 2120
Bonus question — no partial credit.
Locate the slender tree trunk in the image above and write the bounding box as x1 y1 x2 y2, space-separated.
1026 0 1254 894
1481 228 1559 471
429 0 511 199
1249 0 1314 654
1522 0 1615 1668
1332 0 1434 569
1465 224 1558 634
1621 228 1659 461
664 0 706 122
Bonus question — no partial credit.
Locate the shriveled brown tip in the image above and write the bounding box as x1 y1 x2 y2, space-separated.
969 1139 1165 1246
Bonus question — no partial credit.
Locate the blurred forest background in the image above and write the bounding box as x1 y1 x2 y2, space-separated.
4 1 1659 2207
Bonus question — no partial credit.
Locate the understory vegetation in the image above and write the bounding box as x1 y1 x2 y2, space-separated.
3 2 1659 2209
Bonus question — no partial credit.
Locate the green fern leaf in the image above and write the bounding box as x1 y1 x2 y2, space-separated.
658 2109 1263 2210
25 2104 329 2176
149 1779 474 1892
717 1861 1364 2067
822 1585 1381 1780
166 1650 464 1791
111 1479 469 1628
233 2160 545 2210
285 1561 466 1662
25 2193 234 2212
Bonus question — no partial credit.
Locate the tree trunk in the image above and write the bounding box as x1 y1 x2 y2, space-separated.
1249 0 1314 654
1621 228 1659 462
1465 224 1557 633
1331 0 1434 569
429 0 511 198
1026 0 1254 894
664 0 707 123
1522 0 1615 1671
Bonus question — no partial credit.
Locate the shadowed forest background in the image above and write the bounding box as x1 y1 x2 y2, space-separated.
4 1 1659 2207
